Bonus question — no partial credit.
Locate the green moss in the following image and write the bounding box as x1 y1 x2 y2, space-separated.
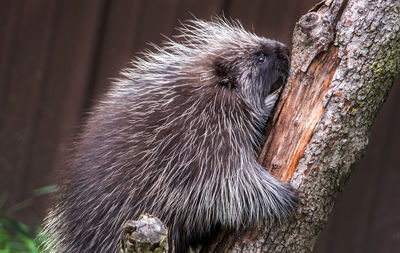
370 46 400 75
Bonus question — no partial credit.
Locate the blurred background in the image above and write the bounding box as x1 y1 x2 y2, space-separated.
0 0 399 252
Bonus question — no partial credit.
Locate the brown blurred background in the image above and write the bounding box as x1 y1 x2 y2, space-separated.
0 0 399 252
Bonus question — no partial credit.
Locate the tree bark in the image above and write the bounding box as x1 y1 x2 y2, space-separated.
204 0 400 252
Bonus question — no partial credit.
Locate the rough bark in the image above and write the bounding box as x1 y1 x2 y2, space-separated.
204 0 400 252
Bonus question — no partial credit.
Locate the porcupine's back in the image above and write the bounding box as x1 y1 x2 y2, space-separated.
42 18 297 253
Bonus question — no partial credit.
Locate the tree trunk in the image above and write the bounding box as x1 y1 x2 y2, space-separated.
203 0 400 252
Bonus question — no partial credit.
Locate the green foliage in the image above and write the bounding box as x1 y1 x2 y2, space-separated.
0 216 43 253
0 185 57 253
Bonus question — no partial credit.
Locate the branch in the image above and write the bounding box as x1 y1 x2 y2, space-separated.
205 0 400 251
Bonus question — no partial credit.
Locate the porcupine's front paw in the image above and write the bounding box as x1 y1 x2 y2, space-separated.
263 175 300 221
281 182 300 214
272 181 300 223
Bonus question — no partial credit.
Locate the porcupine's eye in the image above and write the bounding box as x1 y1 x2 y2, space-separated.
257 54 266 63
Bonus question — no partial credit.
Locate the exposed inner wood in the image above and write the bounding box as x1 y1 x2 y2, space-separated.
258 45 340 181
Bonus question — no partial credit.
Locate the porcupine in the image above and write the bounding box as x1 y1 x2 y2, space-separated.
42 18 298 253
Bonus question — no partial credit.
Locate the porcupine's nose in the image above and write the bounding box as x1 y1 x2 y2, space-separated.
276 42 290 62
276 43 290 73
281 45 290 57
270 43 290 93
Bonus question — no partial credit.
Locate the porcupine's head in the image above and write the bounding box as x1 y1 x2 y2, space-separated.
198 21 290 111
175 18 290 111
129 17 290 114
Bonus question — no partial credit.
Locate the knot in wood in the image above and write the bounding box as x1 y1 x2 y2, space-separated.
299 13 321 35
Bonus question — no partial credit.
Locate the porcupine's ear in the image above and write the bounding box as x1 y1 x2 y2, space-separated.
214 58 236 89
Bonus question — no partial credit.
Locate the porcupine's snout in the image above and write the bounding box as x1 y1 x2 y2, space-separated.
271 43 290 93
